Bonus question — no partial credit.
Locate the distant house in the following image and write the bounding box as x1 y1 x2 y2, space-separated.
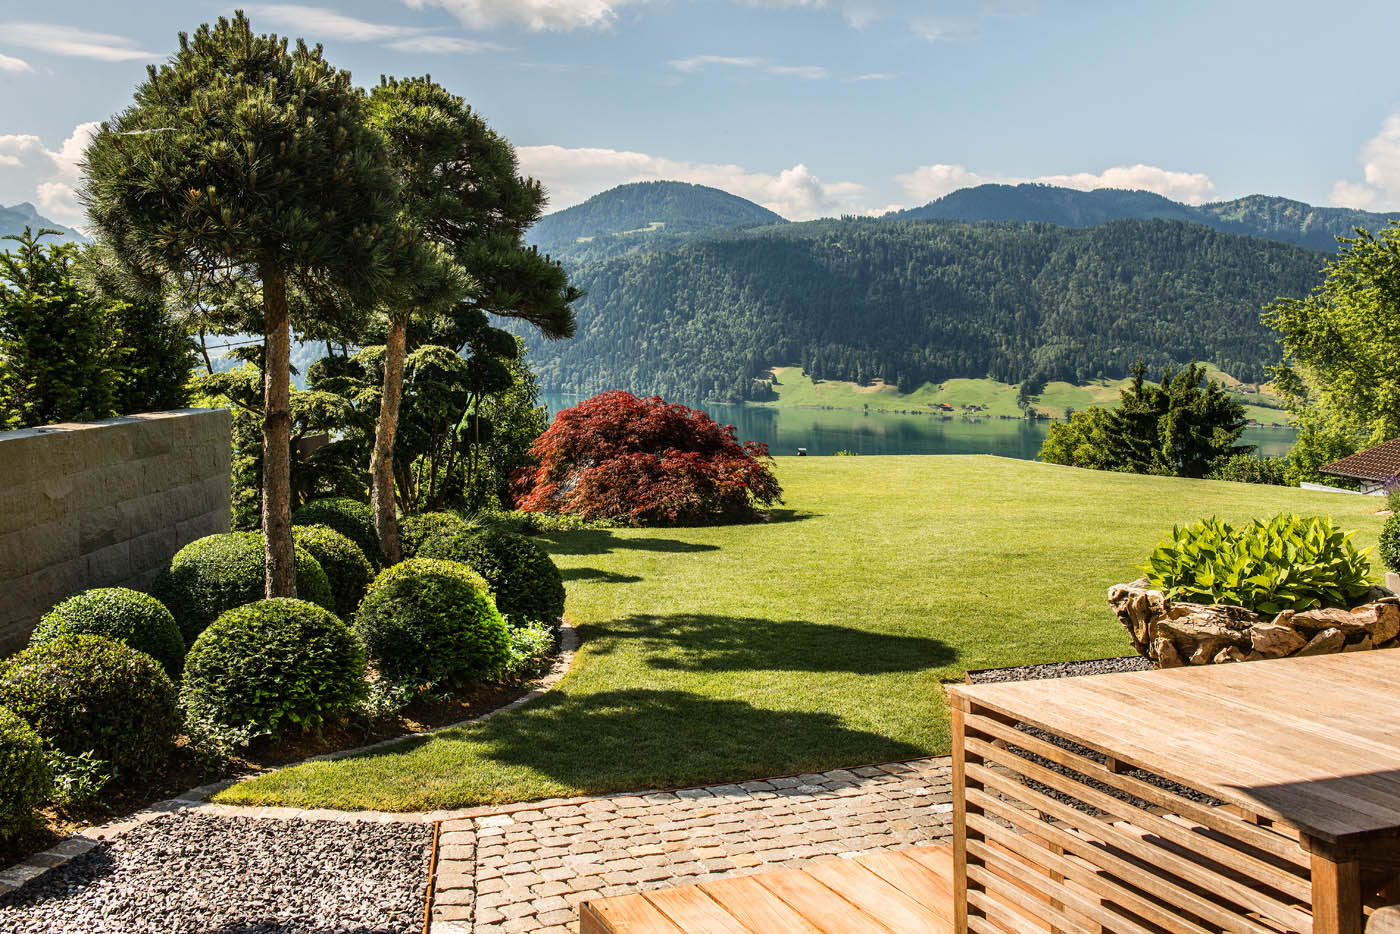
1320 438 1400 495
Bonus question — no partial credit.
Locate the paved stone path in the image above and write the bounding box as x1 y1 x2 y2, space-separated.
430 756 953 934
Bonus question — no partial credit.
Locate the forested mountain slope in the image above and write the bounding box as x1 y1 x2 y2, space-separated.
513 217 1325 403
527 181 786 264
885 184 1398 252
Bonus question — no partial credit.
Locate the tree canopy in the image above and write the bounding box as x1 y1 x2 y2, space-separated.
1263 221 1400 481
83 12 404 596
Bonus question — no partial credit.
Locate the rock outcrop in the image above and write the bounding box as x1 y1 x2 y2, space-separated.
1108 580 1399 667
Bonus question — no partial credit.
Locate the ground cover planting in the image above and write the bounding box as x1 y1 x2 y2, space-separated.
217 455 1383 811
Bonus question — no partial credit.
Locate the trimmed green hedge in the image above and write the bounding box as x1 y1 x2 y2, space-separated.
354 558 509 686
182 598 367 737
33 587 185 677
421 528 566 625
0 635 177 780
0 705 51 839
294 498 381 568
1381 514 1400 573
294 525 374 618
151 532 334 643
399 511 475 559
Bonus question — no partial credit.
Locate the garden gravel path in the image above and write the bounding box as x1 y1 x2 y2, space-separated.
0 813 432 934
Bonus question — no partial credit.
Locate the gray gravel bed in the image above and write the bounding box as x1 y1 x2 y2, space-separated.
0 814 432 933
966 655 1152 684
967 656 1221 812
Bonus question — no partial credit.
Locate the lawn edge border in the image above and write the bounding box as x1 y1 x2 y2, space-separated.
0 622 581 896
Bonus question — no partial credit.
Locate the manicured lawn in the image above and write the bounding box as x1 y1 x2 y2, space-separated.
217 456 1383 811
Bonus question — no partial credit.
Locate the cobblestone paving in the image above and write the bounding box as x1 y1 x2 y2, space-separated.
430 756 953 934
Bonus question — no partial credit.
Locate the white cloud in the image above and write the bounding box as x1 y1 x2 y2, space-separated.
515 145 869 220
0 52 34 73
895 162 1218 206
668 55 827 79
244 4 504 53
0 123 99 229
0 23 157 62
1330 113 1400 211
846 72 895 81
401 0 647 31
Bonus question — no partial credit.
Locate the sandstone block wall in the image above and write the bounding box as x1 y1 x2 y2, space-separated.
0 409 231 655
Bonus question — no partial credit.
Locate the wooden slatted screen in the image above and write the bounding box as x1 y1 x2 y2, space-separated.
955 701 1316 934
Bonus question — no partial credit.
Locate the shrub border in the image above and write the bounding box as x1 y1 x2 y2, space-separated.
0 622 577 894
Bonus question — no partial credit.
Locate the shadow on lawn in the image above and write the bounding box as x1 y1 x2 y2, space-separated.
587 613 956 674
459 689 929 791
538 529 720 556
560 567 644 584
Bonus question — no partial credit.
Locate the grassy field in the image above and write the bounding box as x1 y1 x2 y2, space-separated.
762 366 1289 425
217 456 1382 811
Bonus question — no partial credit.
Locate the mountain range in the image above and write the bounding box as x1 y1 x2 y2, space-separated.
0 203 89 245
883 184 1399 253
509 180 1383 403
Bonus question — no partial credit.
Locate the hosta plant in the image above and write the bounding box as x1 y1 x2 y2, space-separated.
1141 513 1373 615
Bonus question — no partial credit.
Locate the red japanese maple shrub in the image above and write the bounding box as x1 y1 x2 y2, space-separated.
514 391 782 525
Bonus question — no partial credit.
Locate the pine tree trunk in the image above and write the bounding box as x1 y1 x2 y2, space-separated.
371 314 407 566
261 269 297 598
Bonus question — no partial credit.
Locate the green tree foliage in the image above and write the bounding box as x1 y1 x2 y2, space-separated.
1264 221 1400 482
1038 363 1248 477
516 218 1323 403
361 76 576 564
195 361 366 530
0 230 194 429
83 12 403 597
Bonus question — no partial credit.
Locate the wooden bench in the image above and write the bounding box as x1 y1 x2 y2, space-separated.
579 845 957 933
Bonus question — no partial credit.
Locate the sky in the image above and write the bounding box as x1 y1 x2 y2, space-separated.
3 0 1400 230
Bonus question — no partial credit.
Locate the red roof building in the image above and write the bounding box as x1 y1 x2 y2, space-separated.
1320 438 1400 494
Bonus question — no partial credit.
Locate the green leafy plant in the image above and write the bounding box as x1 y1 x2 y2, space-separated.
1141 513 1374 614
0 635 177 780
152 532 334 643
181 598 367 738
1379 514 1400 574
353 558 509 687
500 621 557 682
293 498 381 569
420 527 566 626
32 587 185 677
399 511 474 559
294 525 374 619
0 705 51 839
45 749 112 806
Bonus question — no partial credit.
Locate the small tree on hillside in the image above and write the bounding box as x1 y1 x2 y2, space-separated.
83 13 402 596
515 391 783 525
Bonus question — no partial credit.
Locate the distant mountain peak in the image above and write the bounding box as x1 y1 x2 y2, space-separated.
884 184 1399 251
0 203 89 244
528 180 786 262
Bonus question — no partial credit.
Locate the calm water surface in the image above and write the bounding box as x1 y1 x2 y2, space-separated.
541 394 1298 460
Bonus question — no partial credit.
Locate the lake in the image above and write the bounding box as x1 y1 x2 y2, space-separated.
541 393 1299 460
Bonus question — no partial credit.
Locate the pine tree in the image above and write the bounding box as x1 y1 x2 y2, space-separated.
364 75 576 563
83 12 402 596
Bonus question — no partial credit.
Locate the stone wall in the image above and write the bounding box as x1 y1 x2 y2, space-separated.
0 410 231 655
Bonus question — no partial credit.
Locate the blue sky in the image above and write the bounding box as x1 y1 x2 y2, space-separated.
3 0 1400 229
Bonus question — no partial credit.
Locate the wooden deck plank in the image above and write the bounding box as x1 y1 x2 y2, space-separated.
696 875 826 934
855 849 956 922
581 893 689 934
804 858 948 932
949 651 1400 844
642 885 759 934
749 867 903 934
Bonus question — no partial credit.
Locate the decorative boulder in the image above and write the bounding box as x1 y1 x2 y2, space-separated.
1108 579 1400 668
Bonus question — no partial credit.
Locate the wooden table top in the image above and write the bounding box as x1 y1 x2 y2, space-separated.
948 650 1400 846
